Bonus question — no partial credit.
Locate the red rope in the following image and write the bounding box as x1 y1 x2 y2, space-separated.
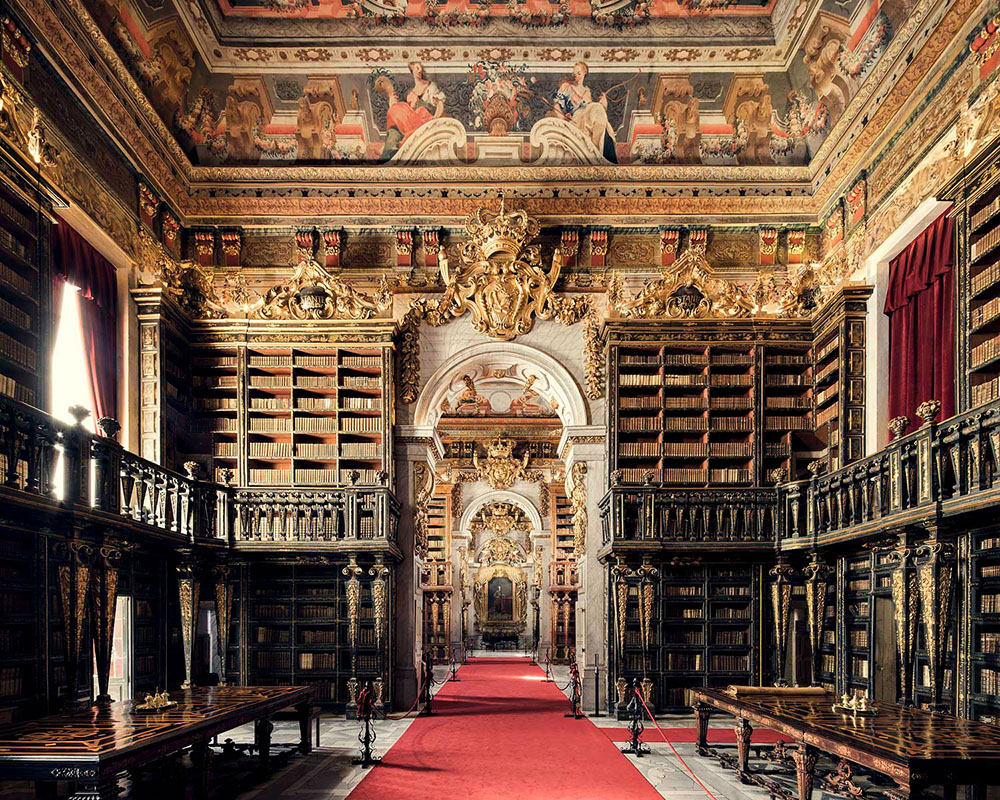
380 669 432 721
634 691 720 800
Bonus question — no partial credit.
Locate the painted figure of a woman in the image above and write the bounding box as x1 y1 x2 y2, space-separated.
553 61 618 163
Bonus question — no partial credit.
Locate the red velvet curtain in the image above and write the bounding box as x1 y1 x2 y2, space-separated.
883 209 955 435
51 222 118 425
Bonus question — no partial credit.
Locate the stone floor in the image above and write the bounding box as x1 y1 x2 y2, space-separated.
0 661 941 799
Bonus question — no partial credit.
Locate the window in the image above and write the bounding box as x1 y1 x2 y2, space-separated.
51 284 94 431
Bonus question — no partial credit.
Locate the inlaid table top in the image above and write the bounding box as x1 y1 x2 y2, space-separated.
693 688 1000 771
0 685 312 781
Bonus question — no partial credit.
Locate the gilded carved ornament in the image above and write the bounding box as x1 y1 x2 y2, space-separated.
568 461 588 558
609 245 851 321
469 500 530 543
252 257 392 321
413 461 434 559
136 228 226 319
398 199 601 404
473 437 531 491
343 554 364 651
473 562 527 634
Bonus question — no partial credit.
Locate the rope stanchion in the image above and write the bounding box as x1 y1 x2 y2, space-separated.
563 662 583 719
449 648 461 682
352 682 381 768
418 650 436 716
543 649 553 682
589 655 604 718
620 679 649 757
633 685 720 800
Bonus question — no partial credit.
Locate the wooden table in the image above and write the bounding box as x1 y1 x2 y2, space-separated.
693 688 1000 800
0 685 313 800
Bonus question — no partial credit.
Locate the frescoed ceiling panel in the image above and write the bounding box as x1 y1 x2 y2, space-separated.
84 0 910 171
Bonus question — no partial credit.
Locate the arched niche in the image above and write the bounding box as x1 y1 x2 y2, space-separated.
412 341 589 430
458 489 544 539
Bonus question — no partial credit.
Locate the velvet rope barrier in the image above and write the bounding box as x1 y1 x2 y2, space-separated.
633 687 720 800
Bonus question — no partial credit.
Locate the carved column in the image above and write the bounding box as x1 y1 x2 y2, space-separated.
343 553 363 681
92 540 126 703
177 557 201 689
769 561 794 685
916 534 955 711
213 563 233 685
803 555 831 686
887 532 918 705
56 538 94 707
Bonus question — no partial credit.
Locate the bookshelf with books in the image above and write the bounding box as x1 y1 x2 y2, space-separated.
970 530 1000 722
184 320 395 489
946 137 1000 410
810 287 870 471
133 289 193 469
620 563 761 712
0 159 49 409
762 344 814 482
842 554 873 695
239 558 386 708
0 528 40 719
131 555 166 696
550 484 577 663
423 487 452 661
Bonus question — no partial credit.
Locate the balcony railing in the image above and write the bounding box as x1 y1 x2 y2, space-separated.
778 399 1000 546
599 485 778 549
0 394 399 548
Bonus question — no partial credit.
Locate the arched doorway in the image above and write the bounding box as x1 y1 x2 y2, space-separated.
410 342 587 661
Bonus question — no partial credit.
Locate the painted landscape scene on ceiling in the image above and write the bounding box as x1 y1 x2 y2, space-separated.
91 0 907 167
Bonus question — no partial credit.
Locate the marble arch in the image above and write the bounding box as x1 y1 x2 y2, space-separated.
412 341 590 430
458 490 545 542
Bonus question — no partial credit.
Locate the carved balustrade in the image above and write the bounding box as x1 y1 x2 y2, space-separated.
231 487 399 546
778 399 1000 546
599 486 777 550
0 394 399 548
549 560 579 588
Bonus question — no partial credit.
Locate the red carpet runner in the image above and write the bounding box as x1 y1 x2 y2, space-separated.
348 657 662 800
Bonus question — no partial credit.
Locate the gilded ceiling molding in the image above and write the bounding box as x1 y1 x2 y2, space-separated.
252 258 392 321
398 199 596 404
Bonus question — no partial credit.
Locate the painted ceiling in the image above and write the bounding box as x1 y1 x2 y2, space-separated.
86 0 909 169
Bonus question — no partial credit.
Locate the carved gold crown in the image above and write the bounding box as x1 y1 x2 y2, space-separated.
465 196 540 261
486 436 516 459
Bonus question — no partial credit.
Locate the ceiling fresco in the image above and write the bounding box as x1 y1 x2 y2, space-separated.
86 0 909 170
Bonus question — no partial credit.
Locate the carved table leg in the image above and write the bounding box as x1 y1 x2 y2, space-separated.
734 716 754 781
297 702 313 754
695 704 712 756
791 744 817 800
190 738 213 800
254 716 274 773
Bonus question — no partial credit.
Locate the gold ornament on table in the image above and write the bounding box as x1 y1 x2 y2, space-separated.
135 690 177 713
832 692 878 717
474 437 530 490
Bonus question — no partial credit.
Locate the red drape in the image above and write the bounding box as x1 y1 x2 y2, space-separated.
51 222 118 425
883 209 955 435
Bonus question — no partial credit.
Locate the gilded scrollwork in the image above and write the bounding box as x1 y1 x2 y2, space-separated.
343 554 364 651
252 257 392 321
137 228 225 319
369 556 390 649
413 461 434 559
769 561 794 685
569 461 588 558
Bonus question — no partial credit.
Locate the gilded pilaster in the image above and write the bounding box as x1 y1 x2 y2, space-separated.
803 555 830 687
212 564 233 685
92 540 126 703
886 533 918 705
769 561 794 685
177 558 200 690
916 535 955 710
55 538 93 706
